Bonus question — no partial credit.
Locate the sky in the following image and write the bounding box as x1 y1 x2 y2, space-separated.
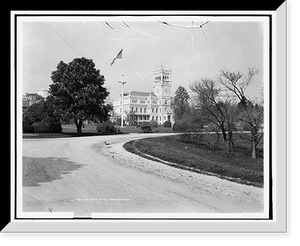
21 16 267 100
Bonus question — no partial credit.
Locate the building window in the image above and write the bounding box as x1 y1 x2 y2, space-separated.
140 100 145 104
156 108 158 113
165 100 168 105
144 108 146 113
156 116 158 121
152 100 157 104
131 100 137 103
152 108 154 113
140 108 142 113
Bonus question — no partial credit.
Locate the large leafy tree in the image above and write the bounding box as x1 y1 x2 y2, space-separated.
50 57 111 134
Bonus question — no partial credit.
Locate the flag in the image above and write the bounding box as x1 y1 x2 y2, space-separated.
110 48 123 66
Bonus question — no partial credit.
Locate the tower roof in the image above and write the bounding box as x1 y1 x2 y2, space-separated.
152 64 171 75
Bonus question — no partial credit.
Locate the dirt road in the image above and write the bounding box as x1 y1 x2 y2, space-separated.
22 133 264 218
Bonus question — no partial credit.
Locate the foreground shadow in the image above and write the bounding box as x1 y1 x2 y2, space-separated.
23 156 84 187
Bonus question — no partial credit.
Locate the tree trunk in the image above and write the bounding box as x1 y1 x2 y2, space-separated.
221 128 227 142
227 130 234 153
75 119 83 134
251 139 256 159
221 127 229 151
251 128 258 159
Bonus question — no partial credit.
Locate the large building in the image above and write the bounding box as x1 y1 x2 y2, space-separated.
112 65 173 125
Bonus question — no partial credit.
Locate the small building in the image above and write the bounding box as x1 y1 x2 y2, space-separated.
112 65 173 125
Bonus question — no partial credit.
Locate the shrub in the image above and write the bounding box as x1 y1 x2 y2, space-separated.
141 125 152 133
149 119 158 129
138 122 152 133
22 100 62 133
32 117 62 133
172 117 204 145
96 121 117 134
163 120 171 128
23 102 47 124
23 120 34 133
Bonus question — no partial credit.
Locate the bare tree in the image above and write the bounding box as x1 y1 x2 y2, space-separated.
238 100 264 159
190 78 237 152
218 67 263 159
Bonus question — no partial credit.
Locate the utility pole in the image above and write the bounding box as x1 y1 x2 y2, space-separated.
118 75 126 127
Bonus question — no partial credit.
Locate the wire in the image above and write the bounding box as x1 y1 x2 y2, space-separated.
105 22 119 31
201 28 211 70
167 33 192 67
117 22 136 33
95 22 113 32
122 21 158 38
46 23 83 56
83 22 124 41
159 20 211 68
83 22 187 42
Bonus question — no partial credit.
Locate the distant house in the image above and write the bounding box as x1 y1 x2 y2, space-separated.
112 65 173 125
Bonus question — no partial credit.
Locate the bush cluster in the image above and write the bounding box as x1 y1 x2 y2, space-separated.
96 121 118 134
32 116 62 133
173 116 204 145
136 120 160 133
149 119 158 129
139 122 153 133
23 99 62 133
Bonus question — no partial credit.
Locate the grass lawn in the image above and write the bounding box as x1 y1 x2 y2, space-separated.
23 124 108 139
23 124 173 139
123 133 264 187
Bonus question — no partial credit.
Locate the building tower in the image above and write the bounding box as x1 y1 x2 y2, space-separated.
153 65 173 123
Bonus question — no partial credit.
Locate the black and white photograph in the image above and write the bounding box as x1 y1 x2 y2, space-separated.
6 6 287 233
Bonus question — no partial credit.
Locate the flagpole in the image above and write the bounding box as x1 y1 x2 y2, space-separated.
118 79 126 127
121 48 125 128
121 76 125 128
119 51 125 127
112 48 125 127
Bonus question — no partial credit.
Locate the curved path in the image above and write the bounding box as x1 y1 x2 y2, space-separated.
22 133 264 218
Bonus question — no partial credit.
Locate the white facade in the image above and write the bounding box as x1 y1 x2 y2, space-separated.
112 65 173 125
